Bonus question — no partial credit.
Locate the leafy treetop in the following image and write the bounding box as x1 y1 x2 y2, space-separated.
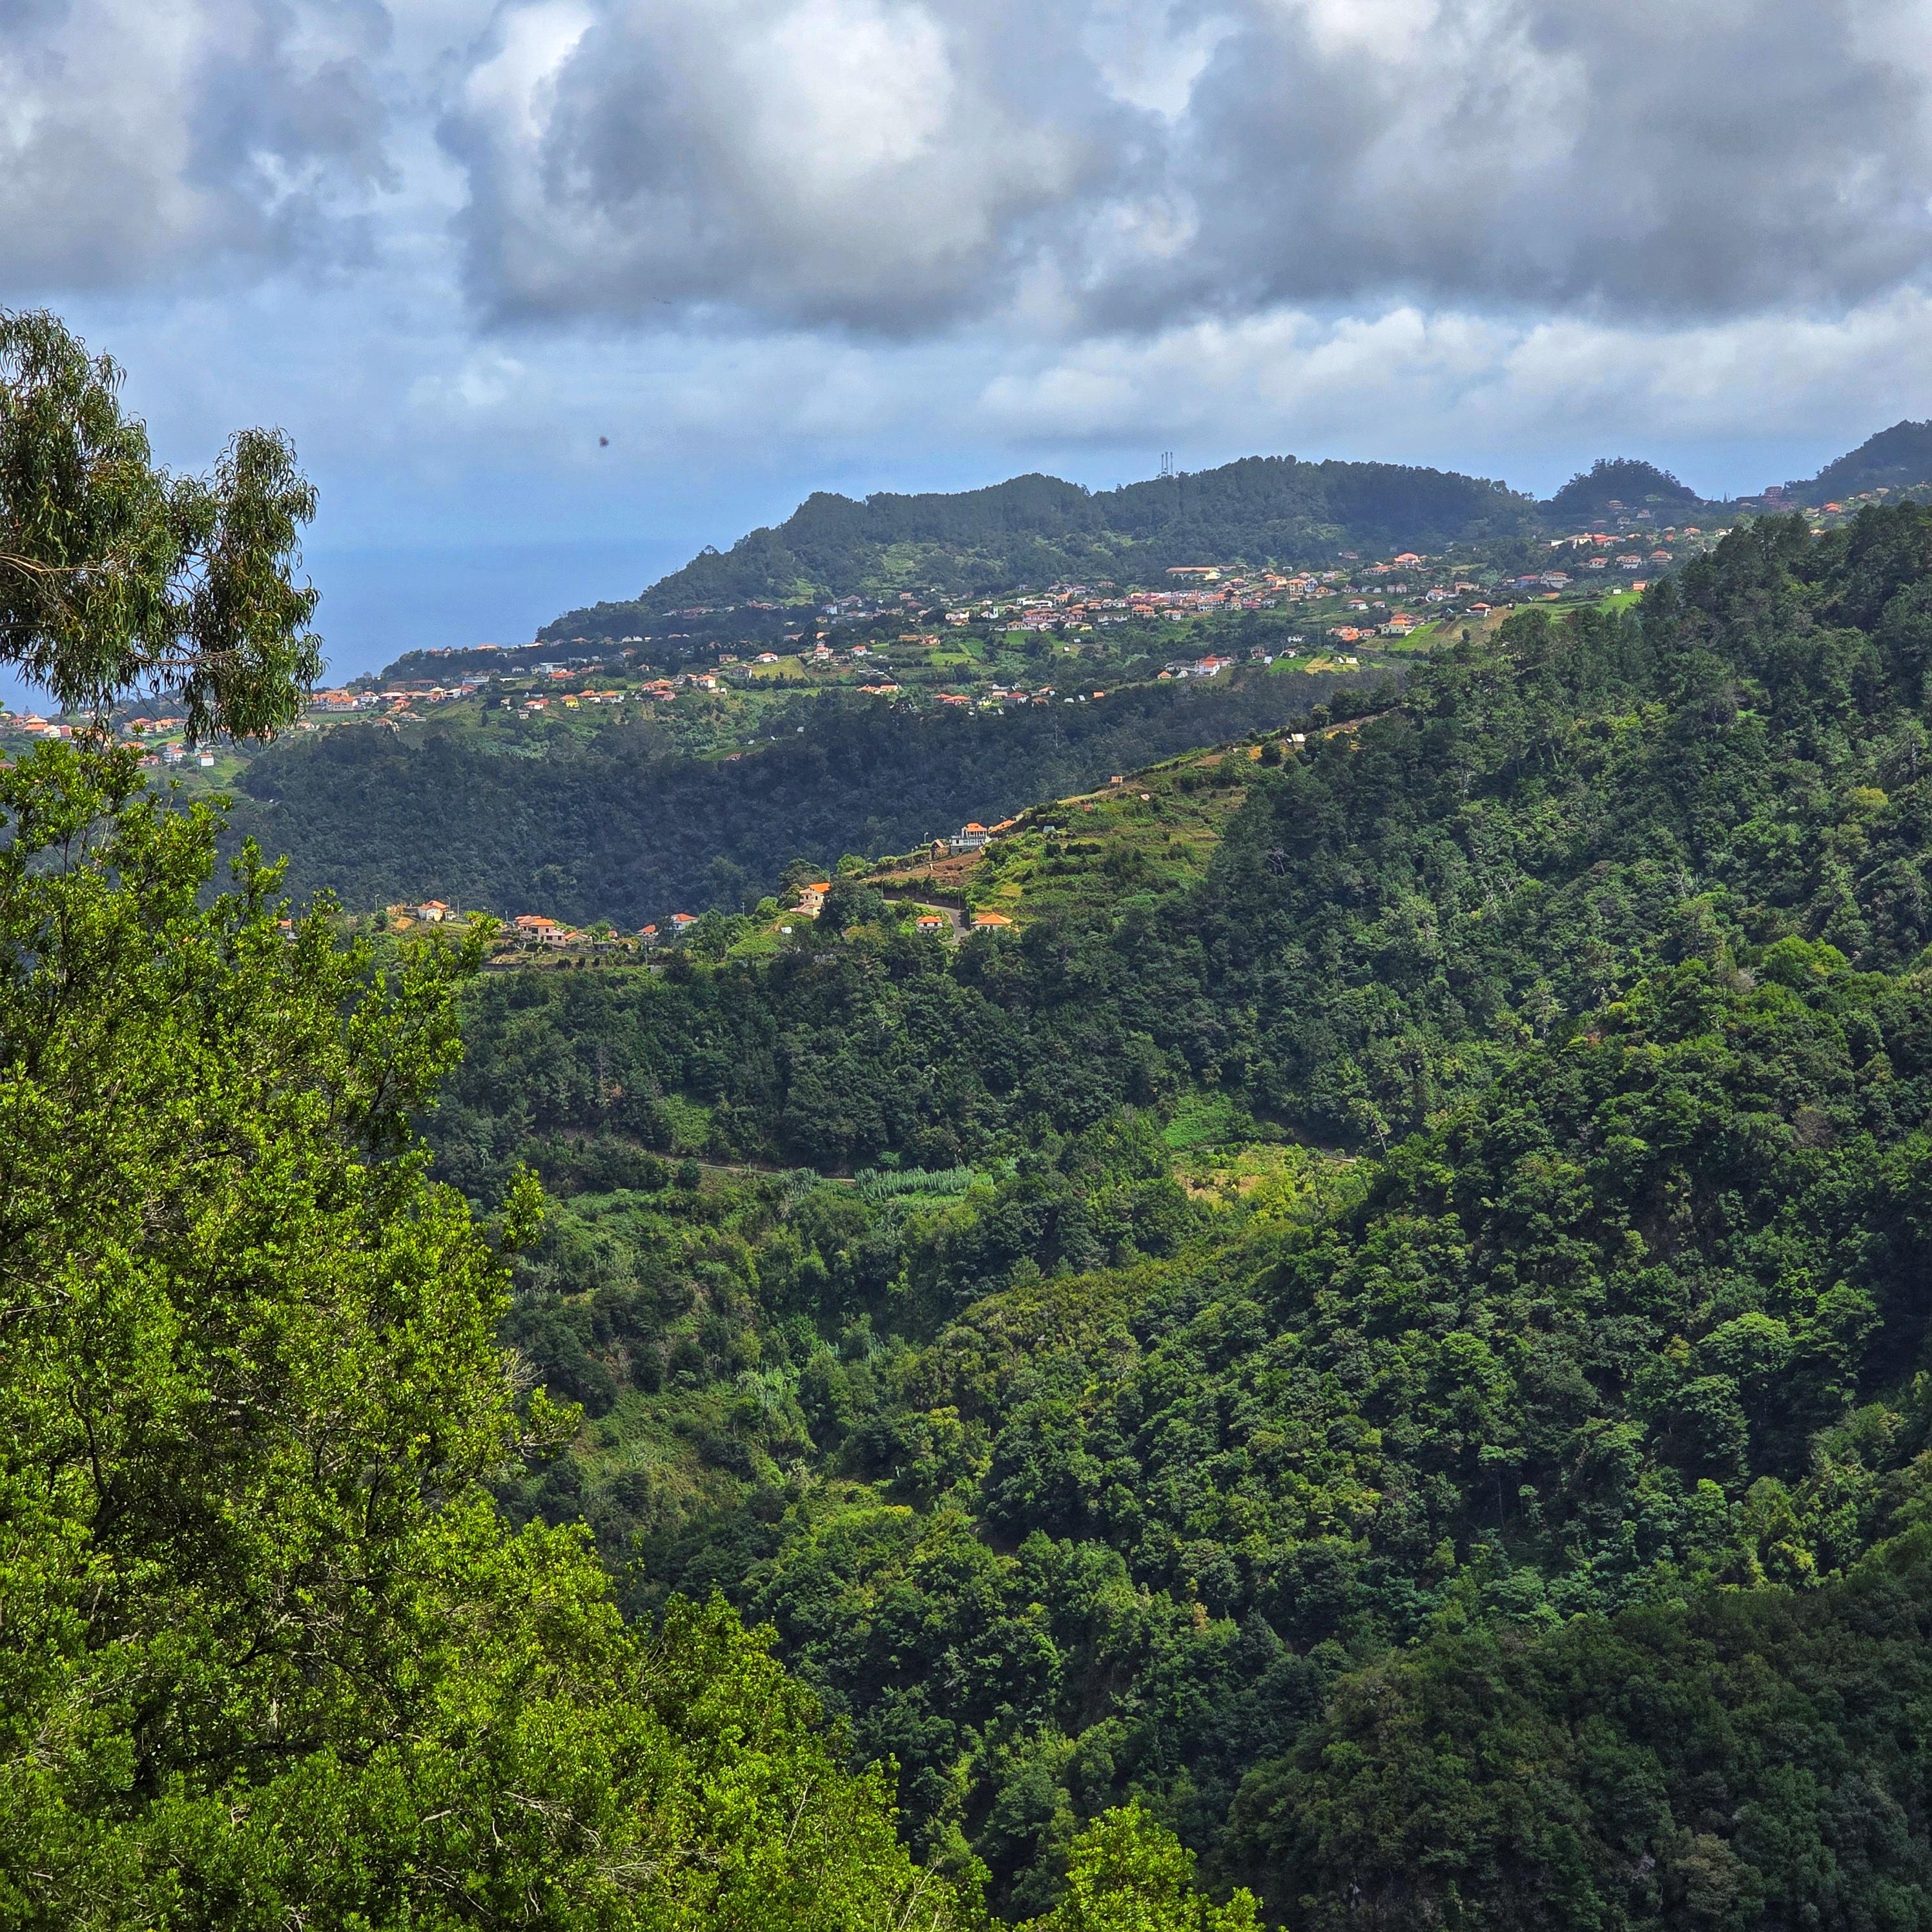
0 309 320 741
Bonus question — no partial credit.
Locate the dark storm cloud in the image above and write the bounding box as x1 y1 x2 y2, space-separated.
438 0 1932 334
0 0 395 292
10 0 1926 332
1155 0 1932 325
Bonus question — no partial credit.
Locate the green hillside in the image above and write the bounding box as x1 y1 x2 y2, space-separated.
544 454 1540 635
232 672 1359 924
423 505 1932 1922
1791 418 1932 504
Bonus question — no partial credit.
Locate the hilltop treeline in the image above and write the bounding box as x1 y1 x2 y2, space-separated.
547 421 1932 637
233 673 1353 924
432 506 1932 1924
1541 455 1700 520
546 455 1539 634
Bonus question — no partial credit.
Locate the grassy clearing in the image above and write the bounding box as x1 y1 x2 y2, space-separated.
652 1093 713 1154
1177 1139 1365 1223
1162 1089 1250 1151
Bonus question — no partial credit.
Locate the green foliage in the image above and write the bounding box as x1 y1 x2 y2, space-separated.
1229 1526 1932 1928
1023 1807 1259 1932
0 741 972 1930
443 506 1932 1925
856 1165 980 1203
0 310 320 737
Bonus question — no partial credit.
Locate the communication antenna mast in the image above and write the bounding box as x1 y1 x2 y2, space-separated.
1158 451 1175 480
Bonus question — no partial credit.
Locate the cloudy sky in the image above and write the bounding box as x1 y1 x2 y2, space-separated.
8 0 1932 679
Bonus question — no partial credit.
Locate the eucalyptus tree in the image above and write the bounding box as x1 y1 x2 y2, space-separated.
0 307 319 739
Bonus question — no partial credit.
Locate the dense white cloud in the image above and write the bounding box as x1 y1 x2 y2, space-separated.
439 0 1932 332
438 0 1149 331
1162 0 1932 323
978 289 1932 485
12 0 1932 337
0 0 398 289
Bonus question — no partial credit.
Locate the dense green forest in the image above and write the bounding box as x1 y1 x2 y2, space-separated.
3 309 1261 1931
232 674 1351 923
544 455 1541 633
34 274 1932 1929
424 506 1932 1926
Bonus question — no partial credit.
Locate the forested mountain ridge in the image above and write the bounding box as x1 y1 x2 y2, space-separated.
544 423 1932 642
430 506 1932 1925
544 454 1541 633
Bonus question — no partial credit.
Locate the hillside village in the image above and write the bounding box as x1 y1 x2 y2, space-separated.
0 488 1889 955
9 437 1928 817
0 488 1820 776
0 502 1739 947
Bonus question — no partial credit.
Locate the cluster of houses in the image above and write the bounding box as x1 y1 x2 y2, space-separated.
785 852 1015 939
0 710 226 771
935 817 1022 856
506 911 699 948
1 712 78 741
302 658 735 735
393 901 703 951
952 571 1314 634
932 684 1096 708
396 816 1031 961
899 547 1581 653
